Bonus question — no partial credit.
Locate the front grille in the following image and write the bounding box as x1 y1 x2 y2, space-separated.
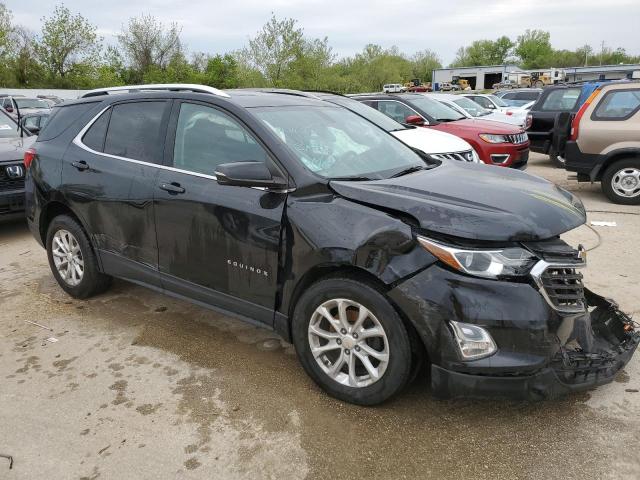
538 266 586 312
0 162 25 192
506 132 528 144
431 150 475 162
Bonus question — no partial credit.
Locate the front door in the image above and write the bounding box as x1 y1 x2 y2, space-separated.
154 101 286 325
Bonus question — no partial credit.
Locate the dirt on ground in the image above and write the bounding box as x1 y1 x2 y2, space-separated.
0 153 638 479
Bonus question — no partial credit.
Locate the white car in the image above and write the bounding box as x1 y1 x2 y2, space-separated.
315 92 480 162
383 83 404 93
421 93 524 127
461 93 510 113
503 101 535 128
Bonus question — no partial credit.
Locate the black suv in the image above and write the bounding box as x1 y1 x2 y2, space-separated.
25 84 638 405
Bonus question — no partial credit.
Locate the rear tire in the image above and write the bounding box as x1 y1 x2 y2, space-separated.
46 215 112 299
292 277 412 405
601 159 640 205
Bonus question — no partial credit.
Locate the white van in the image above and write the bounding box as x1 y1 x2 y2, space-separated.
382 83 404 93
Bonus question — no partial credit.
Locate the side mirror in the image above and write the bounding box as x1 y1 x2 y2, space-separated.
26 126 40 134
404 115 425 126
5 106 13 113
215 161 288 190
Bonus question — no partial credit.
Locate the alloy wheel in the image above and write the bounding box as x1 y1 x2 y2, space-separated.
308 298 389 388
51 229 84 286
611 167 640 198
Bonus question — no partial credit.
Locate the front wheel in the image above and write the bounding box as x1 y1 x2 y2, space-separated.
292 278 412 405
601 159 640 205
46 215 112 298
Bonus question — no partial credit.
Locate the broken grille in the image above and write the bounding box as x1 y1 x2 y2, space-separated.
539 266 586 312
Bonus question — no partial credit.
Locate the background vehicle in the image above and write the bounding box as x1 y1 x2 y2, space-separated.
353 93 530 168
1 96 51 119
26 84 637 405
563 82 640 204
462 93 509 113
383 83 404 93
423 93 524 127
526 82 609 167
260 89 480 162
37 94 64 106
404 79 431 92
0 107 34 221
439 82 455 91
20 112 50 135
495 88 543 107
504 101 535 128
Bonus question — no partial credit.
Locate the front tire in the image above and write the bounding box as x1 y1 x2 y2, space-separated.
601 159 640 205
46 215 112 298
292 277 412 405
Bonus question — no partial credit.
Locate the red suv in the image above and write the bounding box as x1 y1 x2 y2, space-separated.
354 93 530 168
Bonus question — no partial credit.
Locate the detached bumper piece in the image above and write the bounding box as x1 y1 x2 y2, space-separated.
432 289 639 401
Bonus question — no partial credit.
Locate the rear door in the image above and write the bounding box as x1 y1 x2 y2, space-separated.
63 100 171 286
528 87 581 153
154 100 286 325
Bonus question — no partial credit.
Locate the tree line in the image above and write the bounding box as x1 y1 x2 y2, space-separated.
0 3 638 93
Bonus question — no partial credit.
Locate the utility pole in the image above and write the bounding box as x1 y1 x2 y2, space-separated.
600 41 605 66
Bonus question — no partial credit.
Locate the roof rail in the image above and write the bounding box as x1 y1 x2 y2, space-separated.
80 83 230 99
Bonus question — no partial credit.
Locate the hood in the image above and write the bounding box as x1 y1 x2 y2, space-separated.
0 136 36 162
392 127 473 155
329 161 586 242
478 112 524 127
430 118 523 136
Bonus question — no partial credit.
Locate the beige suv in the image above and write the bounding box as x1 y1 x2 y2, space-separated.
564 81 640 204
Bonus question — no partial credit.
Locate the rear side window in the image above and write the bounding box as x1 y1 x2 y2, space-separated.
82 109 111 152
516 91 540 101
592 90 640 120
540 88 581 111
103 101 167 163
38 102 97 141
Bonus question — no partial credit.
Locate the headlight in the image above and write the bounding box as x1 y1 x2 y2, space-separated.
471 148 480 163
479 133 509 144
450 321 497 360
417 236 537 279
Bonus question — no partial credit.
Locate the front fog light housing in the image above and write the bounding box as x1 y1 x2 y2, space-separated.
450 321 497 360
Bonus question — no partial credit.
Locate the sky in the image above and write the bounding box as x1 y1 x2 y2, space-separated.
6 0 639 65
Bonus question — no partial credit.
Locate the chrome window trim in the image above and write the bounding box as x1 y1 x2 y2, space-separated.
530 259 587 313
72 105 295 191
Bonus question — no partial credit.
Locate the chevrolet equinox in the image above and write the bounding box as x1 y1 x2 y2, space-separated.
25 84 638 405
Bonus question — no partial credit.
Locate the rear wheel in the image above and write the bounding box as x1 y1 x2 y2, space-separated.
292 278 412 405
46 215 112 298
601 159 640 205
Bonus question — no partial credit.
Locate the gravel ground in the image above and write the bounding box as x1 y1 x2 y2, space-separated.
0 153 638 480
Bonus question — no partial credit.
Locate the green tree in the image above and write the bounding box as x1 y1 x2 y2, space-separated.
203 54 239 88
450 36 514 67
34 4 101 80
515 29 553 68
410 49 442 82
0 2 12 57
9 26 43 86
241 15 305 87
117 14 182 82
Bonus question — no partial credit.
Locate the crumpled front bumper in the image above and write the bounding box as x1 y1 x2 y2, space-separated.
389 266 639 400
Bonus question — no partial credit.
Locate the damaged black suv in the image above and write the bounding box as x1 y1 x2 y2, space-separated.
25 84 638 405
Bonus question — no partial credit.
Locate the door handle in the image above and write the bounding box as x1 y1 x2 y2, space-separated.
159 182 185 194
71 160 89 171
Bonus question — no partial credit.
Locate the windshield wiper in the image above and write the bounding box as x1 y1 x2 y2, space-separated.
390 165 424 178
434 118 457 122
331 176 373 181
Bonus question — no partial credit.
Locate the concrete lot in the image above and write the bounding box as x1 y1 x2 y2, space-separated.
1 153 638 480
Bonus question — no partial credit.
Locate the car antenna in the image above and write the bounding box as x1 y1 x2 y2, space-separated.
15 101 25 138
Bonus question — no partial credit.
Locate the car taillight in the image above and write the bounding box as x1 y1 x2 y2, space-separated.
24 148 36 169
570 89 601 141
525 113 532 130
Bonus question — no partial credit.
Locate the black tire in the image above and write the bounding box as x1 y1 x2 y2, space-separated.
46 214 112 299
550 153 566 168
601 159 640 205
292 277 412 405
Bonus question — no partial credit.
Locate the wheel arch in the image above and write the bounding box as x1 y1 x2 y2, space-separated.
595 149 640 181
39 201 92 249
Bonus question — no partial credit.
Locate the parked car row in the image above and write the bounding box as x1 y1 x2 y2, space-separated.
20 83 637 406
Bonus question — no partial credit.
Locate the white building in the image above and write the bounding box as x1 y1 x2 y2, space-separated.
432 65 520 90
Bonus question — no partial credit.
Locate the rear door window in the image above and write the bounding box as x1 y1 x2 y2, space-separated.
82 109 111 152
592 90 640 120
103 101 167 163
540 88 581 111
172 102 269 175
376 101 419 123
